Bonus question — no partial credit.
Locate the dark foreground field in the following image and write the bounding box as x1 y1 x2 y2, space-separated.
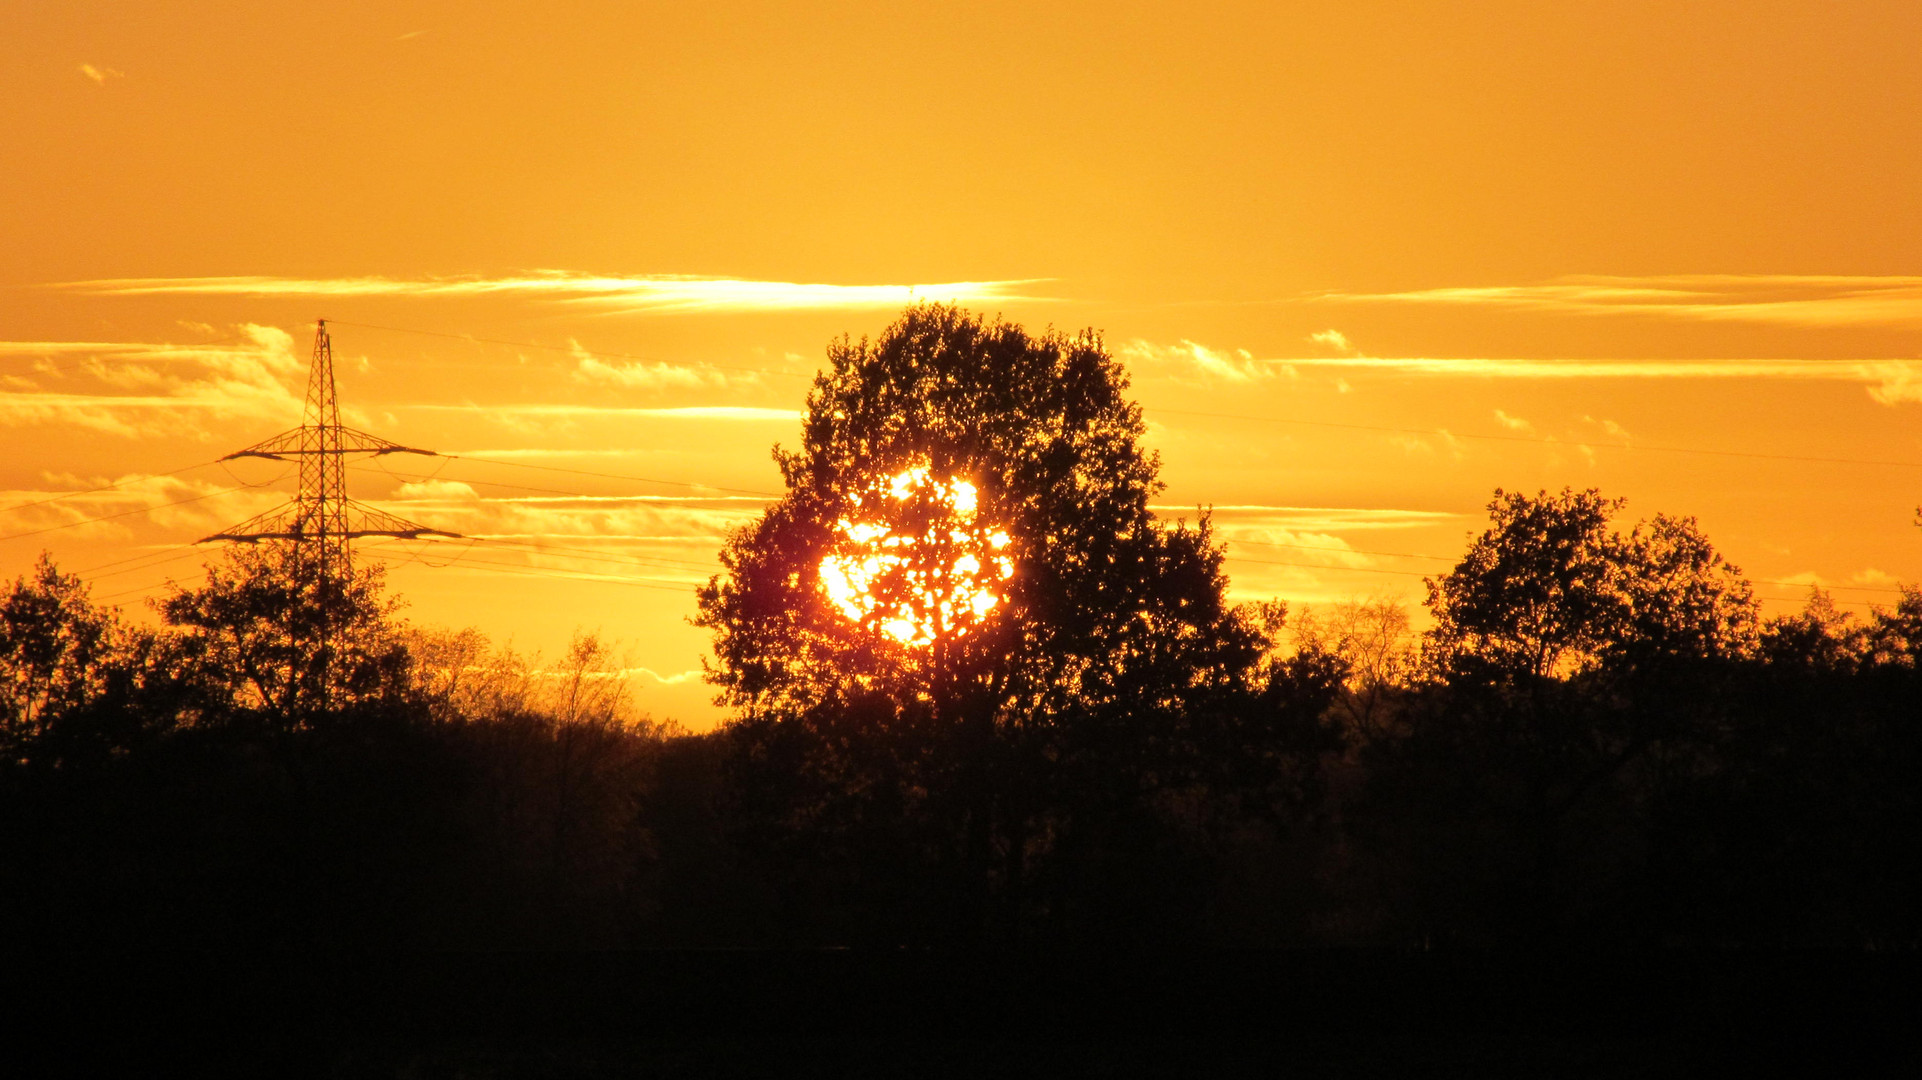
10 950 1916 1077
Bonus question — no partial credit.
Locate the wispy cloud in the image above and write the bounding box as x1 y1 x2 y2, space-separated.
1493 409 1534 434
1120 340 1276 384
1323 355 1922 405
1316 274 1922 328
391 479 480 501
438 448 672 459
1 472 285 541
362 491 757 550
1308 329 1358 355
54 272 1051 314
1863 362 1922 405
1582 415 1632 440
0 326 303 436
78 63 124 85
406 404 801 421
1134 337 1922 406
1151 504 1465 533
1179 351 1922 383
626 667 705 686
569 342 738 391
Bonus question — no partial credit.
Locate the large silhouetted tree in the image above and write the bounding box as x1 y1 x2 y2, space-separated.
697 305 1336 942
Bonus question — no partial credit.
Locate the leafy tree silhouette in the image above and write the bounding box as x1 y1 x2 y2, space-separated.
1361 488 1760 943
1424 488 1621 683
698 305 1337 943
1423 488 1756 681
161 542 413 724
1 554 120 758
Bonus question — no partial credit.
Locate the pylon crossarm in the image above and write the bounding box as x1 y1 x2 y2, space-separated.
223 428 305 460
200 499 462 544
343 528 462 539
223 425 436 461
345 500 463 540
197 502 311 544
337 424 438 457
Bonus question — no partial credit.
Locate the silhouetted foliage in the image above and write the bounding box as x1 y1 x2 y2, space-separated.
3 356 1920 953
0 548 691 949
1 553 119 757
698 305 1340 943
160 543 415 723
1422 488 1756 686
1340 490 1922 946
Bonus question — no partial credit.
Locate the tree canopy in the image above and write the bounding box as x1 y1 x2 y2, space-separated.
1 554 118 755
1423 487 1757 683
698 304 1257 721
160 543 413 721
3 468 1921 950
696 305 1332 941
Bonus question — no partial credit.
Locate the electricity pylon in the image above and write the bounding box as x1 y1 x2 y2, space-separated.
200 320 458 715
202 319 458 575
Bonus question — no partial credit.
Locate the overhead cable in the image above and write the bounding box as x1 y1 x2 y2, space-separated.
0 484 259 544
323 318 813 381
0 461 218 518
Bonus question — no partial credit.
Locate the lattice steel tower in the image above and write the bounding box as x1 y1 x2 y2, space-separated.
203 319 457 571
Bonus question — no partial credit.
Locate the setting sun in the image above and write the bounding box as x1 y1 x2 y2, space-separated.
818 463 1014 647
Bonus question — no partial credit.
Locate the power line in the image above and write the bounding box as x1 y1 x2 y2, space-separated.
1226 555 1428 577
9 464 1901 603
94 572 203 605
362 533 720 576
0 484 258 544
0 461 217 518
14 315 1915 614
379 526 730 572
364 547 697 593
1228 537 1454 563
350 461 772 510
75 546 188 574
472 536 723 574
333 314 1922 472
1751 578 1907 596
76 545 207 580
353 451 1922 601
323 318 814 381
1152 407 1922 470
440 454 782 499
1218 539 1909 595
350 462 587 501
357 537 481 571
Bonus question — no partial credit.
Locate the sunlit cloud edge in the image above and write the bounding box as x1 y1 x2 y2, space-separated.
1311 273 1922 327
51 272 1057 313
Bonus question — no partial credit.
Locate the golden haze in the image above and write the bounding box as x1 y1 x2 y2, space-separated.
5 2 1922 727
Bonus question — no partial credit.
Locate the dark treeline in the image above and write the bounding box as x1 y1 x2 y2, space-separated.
3 308 1919 951
5 501 1916 951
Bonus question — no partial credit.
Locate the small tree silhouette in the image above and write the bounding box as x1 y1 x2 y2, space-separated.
1423 488 1756 684
161 542 412 723
1 553 118 755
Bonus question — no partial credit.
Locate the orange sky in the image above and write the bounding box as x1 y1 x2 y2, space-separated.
6 1 1922 727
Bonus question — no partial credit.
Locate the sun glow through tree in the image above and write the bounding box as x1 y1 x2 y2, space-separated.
818 462 1014 647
